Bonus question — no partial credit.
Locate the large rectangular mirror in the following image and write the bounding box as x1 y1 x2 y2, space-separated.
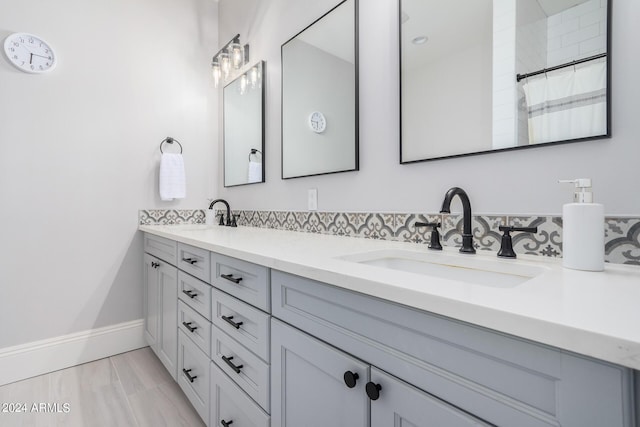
281 0 358 179
400 0 610 163
224 61 265 187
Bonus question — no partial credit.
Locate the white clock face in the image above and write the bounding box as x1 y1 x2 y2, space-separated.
3 33 57 74
308 111 327 133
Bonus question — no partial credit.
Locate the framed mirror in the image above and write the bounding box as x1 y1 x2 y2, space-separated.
281 0 359 179
224 61 265 187
400 0 610 163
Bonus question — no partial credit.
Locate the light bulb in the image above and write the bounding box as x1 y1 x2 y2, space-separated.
231 42 243 70
220 52 231 79
212 60 221 88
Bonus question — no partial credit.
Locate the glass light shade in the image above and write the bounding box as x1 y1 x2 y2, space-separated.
212 61 221 87
220 51 231 79
231 42 243 70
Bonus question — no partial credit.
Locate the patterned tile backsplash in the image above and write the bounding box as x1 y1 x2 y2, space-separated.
139 209 640 266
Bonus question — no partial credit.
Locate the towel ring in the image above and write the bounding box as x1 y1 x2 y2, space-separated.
160 137 183 154
248 148 262 161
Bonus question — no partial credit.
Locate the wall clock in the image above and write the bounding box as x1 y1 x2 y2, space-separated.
3 32 57 73
308 111 327 133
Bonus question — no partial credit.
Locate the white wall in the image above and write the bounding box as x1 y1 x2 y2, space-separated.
218 0 639 216
0 0 218 348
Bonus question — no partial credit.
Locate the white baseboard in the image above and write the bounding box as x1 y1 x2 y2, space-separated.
0 319 147 387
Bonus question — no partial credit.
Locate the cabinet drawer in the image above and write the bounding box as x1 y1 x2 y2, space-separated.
211 252 270 311
210 362 270 427
272 271 634 427
178 271 212 319
178 330 210 426
144 233 177 265
212 325 270 412
178 243 211 283
178 300 211 357
211 288 270 362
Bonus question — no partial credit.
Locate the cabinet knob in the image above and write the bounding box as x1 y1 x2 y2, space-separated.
220 420 233 427
365 382 382 400
343 371 359 388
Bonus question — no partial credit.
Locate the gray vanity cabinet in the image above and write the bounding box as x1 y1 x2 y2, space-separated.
271 270 636 427
143 247 178 380
271 318 370 427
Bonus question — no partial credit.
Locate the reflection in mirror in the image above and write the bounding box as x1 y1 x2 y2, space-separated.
400 0 610 163
281 0 358 179
224 61 265 187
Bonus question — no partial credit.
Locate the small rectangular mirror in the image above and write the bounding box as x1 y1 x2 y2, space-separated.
281 0 359 179
400 0 610 163
224 61 265 187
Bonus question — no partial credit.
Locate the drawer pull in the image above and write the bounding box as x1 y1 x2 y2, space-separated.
182 368 198 383
343 371 359 388
221 420 233 427
221 355 243 374
221 315 243 329
182 257 198 265
182 321 198 333
366 382 382 401
182 289 198 299
221 273 243 284
151 261 160 268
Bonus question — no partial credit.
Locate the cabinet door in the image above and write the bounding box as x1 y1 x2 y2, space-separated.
369 368 490 427
143 254 160 349
157 262 178 379
271 318 369 427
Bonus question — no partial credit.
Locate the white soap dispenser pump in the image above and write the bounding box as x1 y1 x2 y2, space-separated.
558 178 604 271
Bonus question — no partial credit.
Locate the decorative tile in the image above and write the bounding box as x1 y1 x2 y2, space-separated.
394 214 442 244
508 216 563 258
351 213 395 240
139 209 205 225
442 215 505 252
138 209 640 266
605 217 640 265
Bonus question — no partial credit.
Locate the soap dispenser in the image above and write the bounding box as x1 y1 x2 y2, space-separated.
558 179 604 271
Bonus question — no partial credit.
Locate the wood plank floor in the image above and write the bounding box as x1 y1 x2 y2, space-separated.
0 347 205 427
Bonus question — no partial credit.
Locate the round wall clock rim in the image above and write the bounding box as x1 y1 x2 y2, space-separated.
3 32 57 74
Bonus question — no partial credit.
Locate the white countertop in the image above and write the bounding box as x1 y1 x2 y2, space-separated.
139 224 640 370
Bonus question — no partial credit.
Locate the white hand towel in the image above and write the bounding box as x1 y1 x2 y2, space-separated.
159 153 186 201
248 161 262 183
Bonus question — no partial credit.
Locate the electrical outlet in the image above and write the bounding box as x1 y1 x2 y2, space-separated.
308 188 318 211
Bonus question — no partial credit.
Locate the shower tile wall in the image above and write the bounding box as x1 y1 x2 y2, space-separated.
139 210 640 266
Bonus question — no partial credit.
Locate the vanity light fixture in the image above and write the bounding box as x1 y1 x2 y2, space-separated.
211 34 250 88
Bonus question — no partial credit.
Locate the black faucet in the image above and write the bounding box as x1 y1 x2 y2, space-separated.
440 187 475 254
208 199 236 227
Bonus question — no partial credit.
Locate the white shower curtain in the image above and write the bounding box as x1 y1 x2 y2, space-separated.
522 61 607 145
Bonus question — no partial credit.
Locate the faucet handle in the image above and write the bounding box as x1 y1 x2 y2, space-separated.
231 214 240 227
497 226 538 258
217 213 225 226
415 222 443 251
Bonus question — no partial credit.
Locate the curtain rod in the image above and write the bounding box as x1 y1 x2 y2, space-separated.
516 53 607 82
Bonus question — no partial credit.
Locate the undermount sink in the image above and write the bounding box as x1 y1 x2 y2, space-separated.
338 249 547 288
